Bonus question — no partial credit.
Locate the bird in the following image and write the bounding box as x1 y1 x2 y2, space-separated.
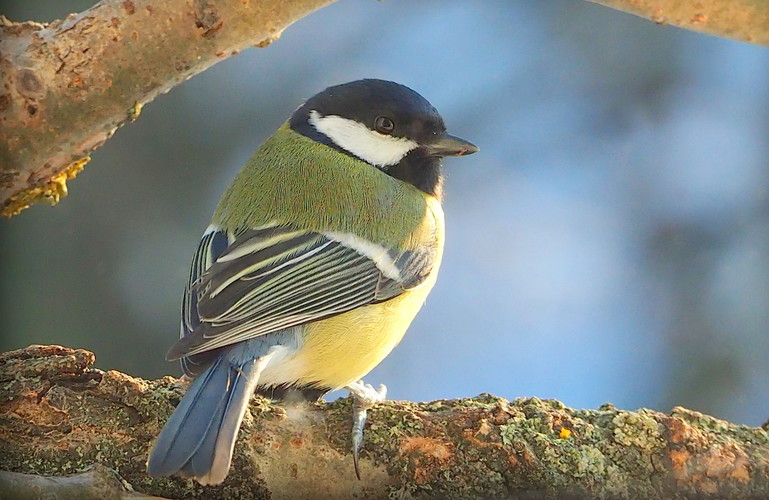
145 78 478 485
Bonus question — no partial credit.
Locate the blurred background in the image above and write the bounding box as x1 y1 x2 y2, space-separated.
2 1 768 426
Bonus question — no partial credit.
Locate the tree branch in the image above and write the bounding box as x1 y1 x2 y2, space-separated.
586 0 769 46
0 0 336 217
0 466 170 500
2 0 767 217
1 345 767 499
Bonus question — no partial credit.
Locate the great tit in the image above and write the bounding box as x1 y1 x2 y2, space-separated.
146 79 477 485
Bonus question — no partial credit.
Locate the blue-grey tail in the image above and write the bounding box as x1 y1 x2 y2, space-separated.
146 353 262 485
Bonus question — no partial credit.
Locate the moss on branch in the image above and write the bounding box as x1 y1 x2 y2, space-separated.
0 345 768 499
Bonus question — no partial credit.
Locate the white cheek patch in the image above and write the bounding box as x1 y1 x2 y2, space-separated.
308 110 418 167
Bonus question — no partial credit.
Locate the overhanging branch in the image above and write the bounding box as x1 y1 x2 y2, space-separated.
0 345 767 499
2 0 767 217
586 0 769 45
0 0 336 217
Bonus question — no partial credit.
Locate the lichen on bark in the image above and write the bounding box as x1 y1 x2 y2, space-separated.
0 0 337 217
0 345 768 499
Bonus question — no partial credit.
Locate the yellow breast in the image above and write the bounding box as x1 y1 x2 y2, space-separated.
284 197 444 390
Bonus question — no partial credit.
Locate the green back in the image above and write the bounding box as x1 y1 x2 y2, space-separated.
212 123 429 250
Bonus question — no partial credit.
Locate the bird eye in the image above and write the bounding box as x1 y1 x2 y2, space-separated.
374 116 395 134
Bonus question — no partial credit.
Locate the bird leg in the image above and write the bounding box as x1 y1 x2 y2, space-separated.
345 380 387 479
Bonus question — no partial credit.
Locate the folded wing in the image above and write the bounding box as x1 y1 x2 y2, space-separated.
169 224 437 365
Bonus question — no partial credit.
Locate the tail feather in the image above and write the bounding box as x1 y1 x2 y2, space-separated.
183 377 232 482
147 354 262 484
189 359 263 484
184 397 228 480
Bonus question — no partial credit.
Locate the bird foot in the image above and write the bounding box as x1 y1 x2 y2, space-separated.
346 380 387 480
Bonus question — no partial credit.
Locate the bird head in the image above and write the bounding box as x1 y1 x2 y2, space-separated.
290 79 478 197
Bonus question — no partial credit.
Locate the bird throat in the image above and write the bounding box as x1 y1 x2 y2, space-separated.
384 151 444 199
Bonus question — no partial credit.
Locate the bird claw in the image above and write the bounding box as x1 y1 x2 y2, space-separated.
347 380 387 407
346 380 387 479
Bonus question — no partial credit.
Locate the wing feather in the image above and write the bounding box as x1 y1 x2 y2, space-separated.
169 223 437 361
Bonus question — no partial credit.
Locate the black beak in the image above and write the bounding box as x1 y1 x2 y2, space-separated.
424 133 479 157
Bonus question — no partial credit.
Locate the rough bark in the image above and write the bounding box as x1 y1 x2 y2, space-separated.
0 345 767 499
0 0 336 217
0 466 169 500
587 0 769 45
2 0 769 217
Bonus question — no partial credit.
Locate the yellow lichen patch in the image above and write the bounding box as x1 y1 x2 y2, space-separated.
129 101 143 121
2 156 89 217
559 427 572 439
